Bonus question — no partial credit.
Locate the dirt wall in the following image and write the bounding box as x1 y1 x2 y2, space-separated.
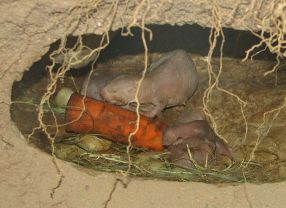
1 1 286 207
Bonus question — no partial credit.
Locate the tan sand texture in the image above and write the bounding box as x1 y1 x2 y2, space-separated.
1 1 286 207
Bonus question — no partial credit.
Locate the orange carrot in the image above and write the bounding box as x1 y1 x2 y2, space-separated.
65 93 166 151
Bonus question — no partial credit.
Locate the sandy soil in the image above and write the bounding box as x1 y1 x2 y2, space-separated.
2 134 286 208
1 1 286 207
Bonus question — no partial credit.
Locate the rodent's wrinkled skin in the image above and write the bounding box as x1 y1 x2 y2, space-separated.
80 72 114 100
100 49 199 118
168 137 214 167
100 74 138 104
163 120 215 146
175 110 205 125
163 120 232 169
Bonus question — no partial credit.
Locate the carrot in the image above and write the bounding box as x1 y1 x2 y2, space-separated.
65 93 166 151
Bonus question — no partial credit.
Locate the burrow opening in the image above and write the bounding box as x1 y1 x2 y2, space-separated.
10 24 286 183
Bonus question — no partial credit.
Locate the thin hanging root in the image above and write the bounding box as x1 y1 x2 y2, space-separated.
203 0 248 144
242 42 265 62
186 144 208 170
264 55 281 77
239 0 286 168
27 0 120 196
125 0 152 175
121 0 153 40
250 45 268 61
243 97 286 168
243 0 286 76
29 0 152 181
273 56 281 86
22 0 286 183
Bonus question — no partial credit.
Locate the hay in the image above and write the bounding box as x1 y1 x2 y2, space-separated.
53 134 283 183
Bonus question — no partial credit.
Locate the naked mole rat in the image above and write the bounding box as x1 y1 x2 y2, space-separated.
168 133 232 169
163 119 233 168
168 136 214 168
80 72 115 100
163 120 232 157
100 49 199 118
